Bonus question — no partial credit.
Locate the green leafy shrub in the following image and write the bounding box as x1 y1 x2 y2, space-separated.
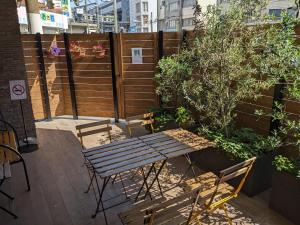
273 155 300 179
199 127 281 160
148 107 175 132
175 107 194 127
155 50 194 108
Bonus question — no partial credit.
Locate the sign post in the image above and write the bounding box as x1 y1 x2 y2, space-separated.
9 80 29 146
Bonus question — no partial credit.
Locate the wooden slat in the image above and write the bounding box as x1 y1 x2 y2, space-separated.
75 119 111 130
77 127 112 138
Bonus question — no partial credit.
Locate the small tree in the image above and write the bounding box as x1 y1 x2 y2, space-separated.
155 49 194 109
182 0 276 136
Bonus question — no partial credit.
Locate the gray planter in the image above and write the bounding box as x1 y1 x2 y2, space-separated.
269 171 300 225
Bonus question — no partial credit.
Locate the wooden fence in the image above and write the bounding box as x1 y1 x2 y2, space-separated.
21 31 300 136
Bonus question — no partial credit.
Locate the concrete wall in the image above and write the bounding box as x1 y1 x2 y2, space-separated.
0 0 36 142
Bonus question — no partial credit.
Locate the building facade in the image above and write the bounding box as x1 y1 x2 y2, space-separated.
157 0 297 32
129 0 157 32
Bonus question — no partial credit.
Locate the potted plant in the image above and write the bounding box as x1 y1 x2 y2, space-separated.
44 45 61 58
93 44 106 58
69 41 86 58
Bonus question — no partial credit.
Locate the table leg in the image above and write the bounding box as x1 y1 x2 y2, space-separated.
92 175 111 225
184 154 196 177
135 163 156 202
152 166 164 197
141 167 152 200
142 160 167 200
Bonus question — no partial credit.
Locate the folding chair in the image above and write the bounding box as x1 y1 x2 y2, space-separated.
75 120 112 193
125 113 154 138
0 120 30 218
119 157 256 225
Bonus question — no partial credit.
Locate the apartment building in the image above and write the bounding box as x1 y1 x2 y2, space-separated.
129 0 157 32
157 0 212 31
96 0 130 32
158 0 297 32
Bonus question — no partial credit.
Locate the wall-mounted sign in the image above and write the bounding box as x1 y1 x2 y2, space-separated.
9 80 27 101
131 48 143 64
40 10 68 29
76 8 84 15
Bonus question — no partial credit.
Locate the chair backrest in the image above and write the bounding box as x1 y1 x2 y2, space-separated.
0 119 19 149
75 120 112 149
0 119 20 163
126 113 154 137
206 157 256 208
0 137 20 164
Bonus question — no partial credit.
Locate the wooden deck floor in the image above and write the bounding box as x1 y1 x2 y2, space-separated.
0 117 295 225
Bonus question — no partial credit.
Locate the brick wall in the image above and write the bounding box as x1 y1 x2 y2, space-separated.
0 0 36 141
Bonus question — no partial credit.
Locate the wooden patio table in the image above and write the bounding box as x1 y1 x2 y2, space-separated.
83 128 214 225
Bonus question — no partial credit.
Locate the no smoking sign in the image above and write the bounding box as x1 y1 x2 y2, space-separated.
9 80 27 100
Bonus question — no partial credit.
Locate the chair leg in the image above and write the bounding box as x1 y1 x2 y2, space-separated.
0 206 18 219
0 190 14 200
21 159 30 191
221 204 233 225
85 172 95 193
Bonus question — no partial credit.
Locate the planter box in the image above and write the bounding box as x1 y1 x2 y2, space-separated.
190 147 274 197
269 171 300 225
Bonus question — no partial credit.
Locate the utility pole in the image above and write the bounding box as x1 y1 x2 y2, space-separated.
150 12 153 32
178 0 184 32
85 0 90 33
113 0 118 32
96 0 100 32
25 0 43 33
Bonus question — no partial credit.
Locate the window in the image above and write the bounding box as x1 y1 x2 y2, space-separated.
183 18 193 26
143 27 149 32
168 19 177 29
169 2 178 12
136 16 141 26
183 0 195 7
143 15 149 24
142 2 148 12
136 3 141 12
269 9 282 18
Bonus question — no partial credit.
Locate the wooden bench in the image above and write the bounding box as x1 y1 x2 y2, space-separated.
120 157 256 225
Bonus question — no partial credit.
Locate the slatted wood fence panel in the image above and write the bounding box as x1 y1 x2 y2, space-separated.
163 32 181 56
41 34 72 116
69 34 115 118
21 34 46 120
119 33 159 118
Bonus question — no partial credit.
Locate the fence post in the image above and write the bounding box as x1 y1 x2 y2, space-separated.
158 31 164 60
269 78 286 133
181 29 188 47
35 33 51 120
109 32 120 123
63 33 78 120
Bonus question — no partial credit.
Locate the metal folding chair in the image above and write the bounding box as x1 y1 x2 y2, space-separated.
0 142 31 219
125 113 155 138
119 157 256 225
75 119 113 193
